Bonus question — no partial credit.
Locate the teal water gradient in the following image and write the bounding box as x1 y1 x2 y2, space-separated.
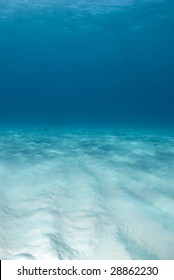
0 0 174 126
0 1 174 260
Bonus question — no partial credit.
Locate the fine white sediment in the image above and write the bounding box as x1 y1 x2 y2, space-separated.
0 127 174 259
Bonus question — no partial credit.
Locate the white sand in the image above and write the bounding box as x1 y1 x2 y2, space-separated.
0 127 174 259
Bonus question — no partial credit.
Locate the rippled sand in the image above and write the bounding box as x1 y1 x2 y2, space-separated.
0 127 174 259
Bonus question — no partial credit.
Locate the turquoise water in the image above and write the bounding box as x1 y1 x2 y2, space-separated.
0 127 174 259
0 0 174 259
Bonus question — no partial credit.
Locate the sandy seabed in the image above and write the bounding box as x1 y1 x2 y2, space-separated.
0 127 174 260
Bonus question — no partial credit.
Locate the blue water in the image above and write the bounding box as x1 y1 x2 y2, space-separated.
0 0 174 126
0 0 174 259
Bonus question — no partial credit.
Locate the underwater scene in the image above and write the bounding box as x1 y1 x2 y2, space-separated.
0 0 174 259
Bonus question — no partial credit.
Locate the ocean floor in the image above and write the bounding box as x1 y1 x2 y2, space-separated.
0 127 174 260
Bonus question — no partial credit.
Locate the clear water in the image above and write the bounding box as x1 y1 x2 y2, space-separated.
0 0 174 125
0 0 174 260
0 127 174 259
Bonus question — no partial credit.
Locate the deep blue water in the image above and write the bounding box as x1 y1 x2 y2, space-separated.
0 0 174 126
